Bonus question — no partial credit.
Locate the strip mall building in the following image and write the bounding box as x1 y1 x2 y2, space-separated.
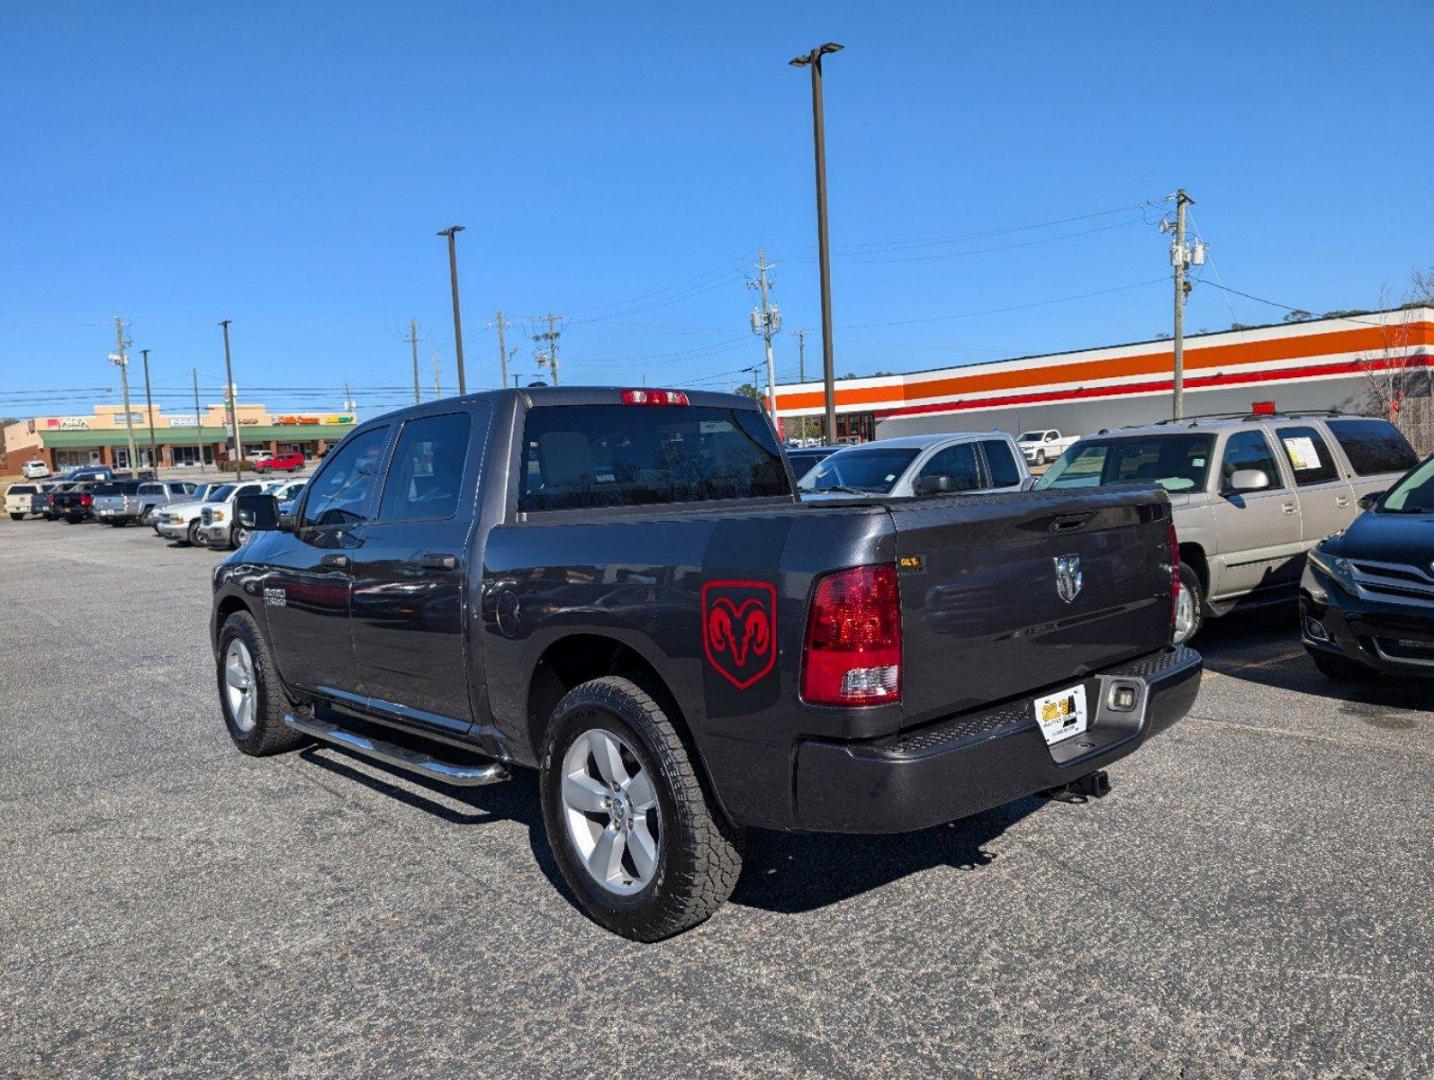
773 307 1434 441
2 401 355 472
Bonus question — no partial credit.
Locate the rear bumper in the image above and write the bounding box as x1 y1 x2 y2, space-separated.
793 645 1202 833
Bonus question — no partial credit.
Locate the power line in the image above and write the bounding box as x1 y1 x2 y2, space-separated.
837 277 1168 330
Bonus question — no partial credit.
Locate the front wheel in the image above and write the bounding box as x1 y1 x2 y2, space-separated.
186 520 205 547
1174 564 1204 644
540 677 744 941
216 610 307 755
1035 449 1047 466
230 525 250 549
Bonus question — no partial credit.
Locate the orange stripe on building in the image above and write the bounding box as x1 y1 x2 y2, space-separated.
774 320 1434 413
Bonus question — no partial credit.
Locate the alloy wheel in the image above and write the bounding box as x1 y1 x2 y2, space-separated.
223 639 257 733
560 727 662 896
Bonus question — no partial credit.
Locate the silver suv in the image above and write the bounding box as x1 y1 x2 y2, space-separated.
1035 411 1418 642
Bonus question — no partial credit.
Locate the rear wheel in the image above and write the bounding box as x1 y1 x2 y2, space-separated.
216 610 306 755
1174 564 1203 644
540 676 744 941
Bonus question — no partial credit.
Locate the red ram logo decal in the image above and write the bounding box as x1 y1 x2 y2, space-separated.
701 580 778 690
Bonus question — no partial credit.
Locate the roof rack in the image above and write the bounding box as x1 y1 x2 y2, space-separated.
1151 407 1354 427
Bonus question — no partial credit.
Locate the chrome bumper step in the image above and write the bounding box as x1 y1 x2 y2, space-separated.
284 714 510 786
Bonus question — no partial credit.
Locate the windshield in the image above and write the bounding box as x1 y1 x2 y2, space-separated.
1378 456 1434 513
798 446 921 494
206 485 235 501
1017 431 1044 442
1035 433 1216 494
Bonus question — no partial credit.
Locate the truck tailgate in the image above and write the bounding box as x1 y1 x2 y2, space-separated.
889 488 1174 725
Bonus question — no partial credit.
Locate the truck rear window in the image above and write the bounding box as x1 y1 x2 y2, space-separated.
519 405 789 511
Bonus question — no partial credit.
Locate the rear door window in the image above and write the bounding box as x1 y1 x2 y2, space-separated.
378 412 472 522
978 439 1022 487
1275 426 1339 486
1219 430 1284 492
918 442 982 491
520 405 787 511
1325 418 1418 476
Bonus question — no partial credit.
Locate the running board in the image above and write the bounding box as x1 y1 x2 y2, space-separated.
284 714 510 786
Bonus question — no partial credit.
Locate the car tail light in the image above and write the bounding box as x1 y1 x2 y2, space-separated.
621 389 689 406
802 564 902 706
80 494 93 507
1168 520 1181 636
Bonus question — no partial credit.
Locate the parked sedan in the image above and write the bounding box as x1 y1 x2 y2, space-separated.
798 432 1029 500
1301 452 1434 678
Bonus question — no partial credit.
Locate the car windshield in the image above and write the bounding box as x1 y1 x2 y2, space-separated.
798 447 921 494
206 485 235 501
1377 455 1434 513
1035 433 1216 493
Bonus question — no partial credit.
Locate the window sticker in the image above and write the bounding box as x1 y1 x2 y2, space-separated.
1282 436 1321 472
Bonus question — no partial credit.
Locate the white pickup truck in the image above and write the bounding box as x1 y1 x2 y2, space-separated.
1017 429 1080 466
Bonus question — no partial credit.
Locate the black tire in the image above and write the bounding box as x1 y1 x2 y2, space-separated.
216 610 307 756
186 519 205 547
1035 449 1046 466
64 515 81 524
9 512 23 521
109 520 125 527
1310 650 1370 681
540 676 744 941
1174 563 1204 644
232 525 250 549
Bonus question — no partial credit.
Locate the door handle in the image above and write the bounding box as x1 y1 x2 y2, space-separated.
1281 502 1298 515
416 552 458 571
320 553 351 569
1336 496 1350 508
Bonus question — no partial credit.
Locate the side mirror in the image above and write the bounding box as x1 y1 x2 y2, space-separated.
1020 475 1040 492
1358 490 1385 511
914 474 954 497
1227 468 1270 494
235 493 281 531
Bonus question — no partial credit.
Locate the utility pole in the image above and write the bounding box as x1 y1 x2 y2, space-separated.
492 311 510 389
790 42 843 445
795 328 807 441
436 225 468 394
110 317 139 471
1166 189 1198 420
140 348 159 473
532 315 563 385
408 318 421 404
748 249 781 423
192 369 207 473
219 319 243 478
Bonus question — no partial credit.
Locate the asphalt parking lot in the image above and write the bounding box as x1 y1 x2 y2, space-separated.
2 517 1430 1079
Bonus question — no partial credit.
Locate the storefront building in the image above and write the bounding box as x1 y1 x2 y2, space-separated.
2 402 356 473
772 307 1434 442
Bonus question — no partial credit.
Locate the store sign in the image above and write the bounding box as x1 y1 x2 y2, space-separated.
44 417 91 431
274 414 353 426
325 415 355 425
106 412 145 427
169 417 200 428
238 417 260 426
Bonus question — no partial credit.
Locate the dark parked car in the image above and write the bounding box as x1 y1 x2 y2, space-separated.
1302 452 1434 678
52 481 101 523
213 387 1199 940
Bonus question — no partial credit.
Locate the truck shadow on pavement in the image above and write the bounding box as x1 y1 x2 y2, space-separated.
1195 601 1431 722
295 741 1044 919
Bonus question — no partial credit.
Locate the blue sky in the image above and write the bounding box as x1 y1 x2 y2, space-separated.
2 0 1431 420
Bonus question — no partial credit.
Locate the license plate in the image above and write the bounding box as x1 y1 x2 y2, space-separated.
1034 684 1088 746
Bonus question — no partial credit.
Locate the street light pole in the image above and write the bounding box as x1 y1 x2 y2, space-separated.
790 42 843 446
219 319 244 479
437 225 468 395
140 348 160 473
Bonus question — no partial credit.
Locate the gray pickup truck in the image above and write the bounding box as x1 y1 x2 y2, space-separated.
213 387 1201 939
92 480 197 526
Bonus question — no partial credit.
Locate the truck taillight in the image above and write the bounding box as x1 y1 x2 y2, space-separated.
1168 520 1181 637
802 563 902 706
80 494 92 507
621 389 689 406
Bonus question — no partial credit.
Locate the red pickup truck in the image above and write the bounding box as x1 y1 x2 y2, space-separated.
253 451 305 474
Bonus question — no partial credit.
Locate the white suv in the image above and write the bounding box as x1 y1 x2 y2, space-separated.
21 460 51 479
